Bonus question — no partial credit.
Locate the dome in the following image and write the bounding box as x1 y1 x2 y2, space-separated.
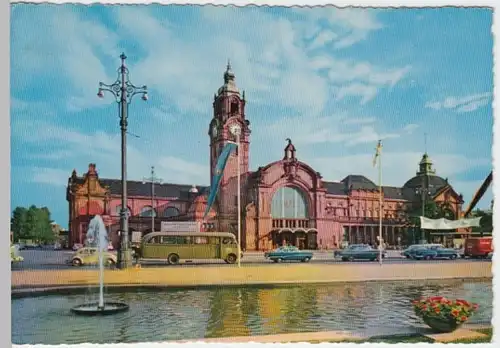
403 174 448 190
217 60 239 96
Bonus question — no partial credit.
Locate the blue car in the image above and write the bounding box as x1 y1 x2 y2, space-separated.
409 246 459 260
264 246 313 263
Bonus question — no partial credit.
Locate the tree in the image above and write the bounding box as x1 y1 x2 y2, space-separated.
11 207 28 242
11 205 55 243
405 201 447 244
471 209 493 235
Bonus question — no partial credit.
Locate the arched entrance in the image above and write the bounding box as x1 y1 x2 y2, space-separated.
271 186 313 248
271 186 308 219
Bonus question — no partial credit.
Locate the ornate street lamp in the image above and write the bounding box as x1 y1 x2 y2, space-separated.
415 185 431 244
97 53 148 269
143 166 163 233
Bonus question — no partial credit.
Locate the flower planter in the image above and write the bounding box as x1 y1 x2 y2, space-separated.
423 315 461 333
411 296 479 334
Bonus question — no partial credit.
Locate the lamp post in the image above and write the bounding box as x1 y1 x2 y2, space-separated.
229 124 242 268
143 166 163 233
415 184 431 244
97 53 148 269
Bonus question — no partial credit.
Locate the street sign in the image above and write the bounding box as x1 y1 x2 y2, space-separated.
160 221 200 232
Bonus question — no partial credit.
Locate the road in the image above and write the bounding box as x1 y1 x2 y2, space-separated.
11 249 490 271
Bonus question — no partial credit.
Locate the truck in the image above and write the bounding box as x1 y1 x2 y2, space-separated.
462 236 493 258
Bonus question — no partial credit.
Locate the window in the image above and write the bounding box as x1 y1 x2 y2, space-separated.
209 237 220 245
163 207 180 218
194 237 209 245
177 236 192 245
222 237 233 245
161 236 177 244
140 206 156 217
148 236 160 244
230 101 239 114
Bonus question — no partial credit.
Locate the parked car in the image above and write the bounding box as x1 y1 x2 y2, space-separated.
402 244 443 258
461 237 493 259
336 244 387 259
264 246 313 263
72 243 84 251
409 246 459 260
68 247 117 267
336 245 382 262
10 244 24 264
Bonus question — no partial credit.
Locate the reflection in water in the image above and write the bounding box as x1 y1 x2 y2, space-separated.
12 279 492 345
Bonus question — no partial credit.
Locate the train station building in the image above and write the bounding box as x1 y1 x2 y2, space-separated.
66 64 465 250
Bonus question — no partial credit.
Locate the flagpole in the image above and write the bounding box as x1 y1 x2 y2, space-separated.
236 132 242 268
378 141 383 266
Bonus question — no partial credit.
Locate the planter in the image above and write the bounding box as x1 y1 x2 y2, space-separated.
422 315 462 333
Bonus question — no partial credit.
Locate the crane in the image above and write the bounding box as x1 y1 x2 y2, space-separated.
462 171 493 218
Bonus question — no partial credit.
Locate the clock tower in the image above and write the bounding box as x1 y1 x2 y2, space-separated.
208 61 251 232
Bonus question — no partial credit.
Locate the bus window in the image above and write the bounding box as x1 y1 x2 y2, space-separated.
222 237 233 245
177 236 192 245
194 237 209 245
148 236 161 244
161 236 177 244
209 237 220 245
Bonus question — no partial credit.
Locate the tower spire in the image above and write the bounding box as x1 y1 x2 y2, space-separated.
424 132 428 154
224 59 235 83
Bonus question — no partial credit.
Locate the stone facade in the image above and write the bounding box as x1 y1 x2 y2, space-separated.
66 64 465 250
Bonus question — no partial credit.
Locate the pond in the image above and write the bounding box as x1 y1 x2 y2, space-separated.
12 279 492 345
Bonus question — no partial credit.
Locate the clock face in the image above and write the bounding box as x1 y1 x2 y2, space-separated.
229 123 241 136
212 125 218 138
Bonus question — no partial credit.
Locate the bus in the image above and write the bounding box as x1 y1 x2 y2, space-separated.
137 231 242 265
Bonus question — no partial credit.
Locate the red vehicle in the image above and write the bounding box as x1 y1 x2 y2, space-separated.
462 237 493 258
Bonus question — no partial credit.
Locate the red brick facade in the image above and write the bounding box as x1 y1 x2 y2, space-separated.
66 64 464 250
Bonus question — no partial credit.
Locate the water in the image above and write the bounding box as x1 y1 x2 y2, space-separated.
12 279 492 345
83 215 108 309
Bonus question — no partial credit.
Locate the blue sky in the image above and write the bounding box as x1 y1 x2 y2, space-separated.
10 4 493 228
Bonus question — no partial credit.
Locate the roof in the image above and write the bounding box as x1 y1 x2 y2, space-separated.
403 174 447 189
323 175 405 200
143 231 236 240
71 177 208 200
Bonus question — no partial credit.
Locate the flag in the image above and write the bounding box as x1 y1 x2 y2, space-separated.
203 142 238 219
373 140 382 167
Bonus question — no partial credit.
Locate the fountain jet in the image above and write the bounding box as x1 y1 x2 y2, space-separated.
71 215 129 316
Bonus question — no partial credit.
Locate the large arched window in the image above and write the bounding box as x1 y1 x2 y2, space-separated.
115 205 131 217
271 186 308 219
140 206 157 217
163 207 180 218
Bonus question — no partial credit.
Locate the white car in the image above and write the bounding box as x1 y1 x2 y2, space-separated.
72 243 84 251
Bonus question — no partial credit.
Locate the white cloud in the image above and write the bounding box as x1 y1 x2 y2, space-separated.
32 168 71 187
263 113 410 148
456 98 491 113
403 124 419 134
342 117 376 125
11 6 118 111
425 92 492 113
21 122 209 187
309 30 338 50
308 8 384 49
335 83 378 104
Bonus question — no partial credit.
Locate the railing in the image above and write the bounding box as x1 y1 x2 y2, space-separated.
272 219 310 229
